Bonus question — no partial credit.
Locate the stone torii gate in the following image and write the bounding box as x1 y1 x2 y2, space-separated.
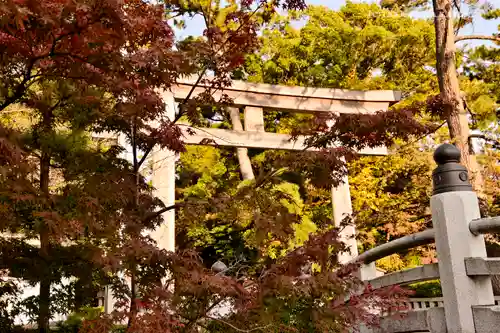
143 77 401 264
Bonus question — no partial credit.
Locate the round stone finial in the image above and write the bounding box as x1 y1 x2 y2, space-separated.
432 143 472 194
211 260 227 274
433 143 461 165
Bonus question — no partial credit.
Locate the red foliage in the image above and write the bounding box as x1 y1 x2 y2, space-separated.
0 0 423 332
291 109 435 151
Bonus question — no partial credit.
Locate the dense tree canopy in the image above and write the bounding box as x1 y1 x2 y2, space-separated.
1 0 499 330
0 0 431 332
243 3 436 94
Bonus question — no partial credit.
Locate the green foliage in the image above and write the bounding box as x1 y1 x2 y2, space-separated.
177 146 320 265
244 3 436 95
177 0 500 315
350 148 433 247
380 0 430 11
1 0 417 331
408 280 442 298
177 146 232 198
0 275 18 332
463 45 500 133
55 307 103 333
4 0 499 329
237 3 443 273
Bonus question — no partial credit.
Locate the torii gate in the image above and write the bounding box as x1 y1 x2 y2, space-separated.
144 77 401 264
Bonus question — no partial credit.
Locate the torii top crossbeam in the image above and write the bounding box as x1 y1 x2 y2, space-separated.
163 77 401 154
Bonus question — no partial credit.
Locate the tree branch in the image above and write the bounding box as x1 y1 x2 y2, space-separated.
142 204 179 224
137 145 153 170
455 35 500 43
0 60 36 112
182 296 226 331
396 121 446 151
1 16 107 112
469 134 500 146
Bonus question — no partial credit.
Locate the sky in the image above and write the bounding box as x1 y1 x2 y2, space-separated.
174 0 499 46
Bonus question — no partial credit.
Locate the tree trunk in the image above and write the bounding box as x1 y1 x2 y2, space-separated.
432 1 496 292
38 112 52 333
432 0 484 192
128 121 140 328
486 242 500 296
74 279 84 312
228 107 255 180
39 210 50 332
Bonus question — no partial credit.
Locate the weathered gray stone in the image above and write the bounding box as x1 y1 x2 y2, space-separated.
431 191 494 333
150 90 176 252
332 173 359 264
368 263 440 289
359 307 446 333
473 305 500 333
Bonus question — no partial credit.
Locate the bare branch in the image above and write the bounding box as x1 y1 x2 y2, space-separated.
396 121 446 151
137 145 153 170
183 296 226 331
0 60 36 111
469 134 500 145
455 35 500 43
142 204 178 224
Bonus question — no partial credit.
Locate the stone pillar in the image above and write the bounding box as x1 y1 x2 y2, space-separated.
150 150 176 252
229 107 255 180
103 285 116 314
358 262 378 281
149 91 176 252
430 143 494 333
332 173 359 264
327 111 358 265
243 106 265 132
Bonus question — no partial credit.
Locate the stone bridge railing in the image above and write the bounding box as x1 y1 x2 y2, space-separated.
406 297 500 311
355 143 500 333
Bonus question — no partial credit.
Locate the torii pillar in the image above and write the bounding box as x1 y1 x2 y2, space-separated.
333 175 358 263
149 90 176 252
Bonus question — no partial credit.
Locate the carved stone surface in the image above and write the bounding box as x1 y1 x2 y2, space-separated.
432 143 473 194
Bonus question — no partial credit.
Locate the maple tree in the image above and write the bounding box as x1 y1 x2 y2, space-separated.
0 0 197 329
0 0 438 332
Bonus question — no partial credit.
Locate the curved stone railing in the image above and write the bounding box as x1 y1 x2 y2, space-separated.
356 229 435 265
353 220 500 332
354 218 500 294
368 263 440 290
352 228 438 288
351 144 500 333
352 230 439 305
352 228 499 333
470 216 500 235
